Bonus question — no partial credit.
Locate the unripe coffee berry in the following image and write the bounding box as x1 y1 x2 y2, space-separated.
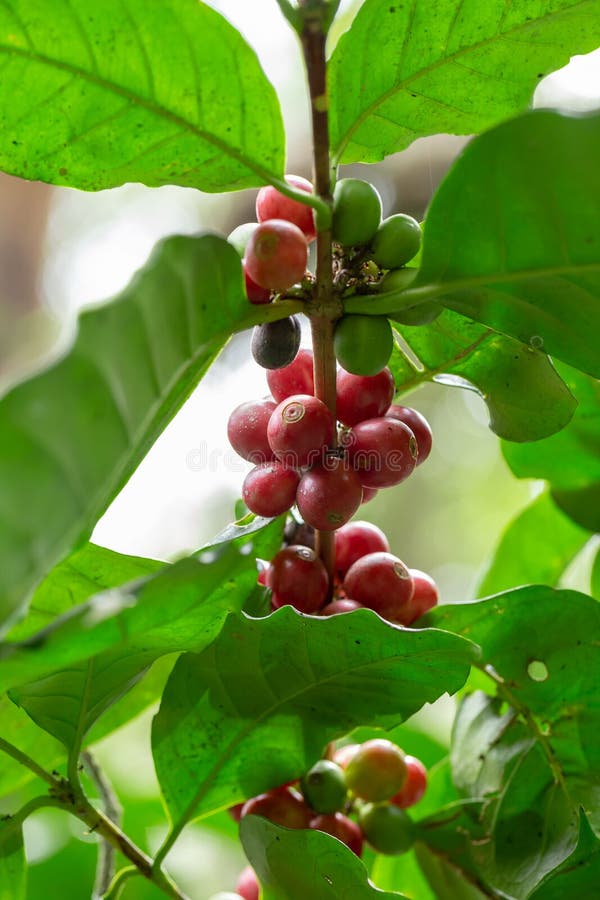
358 803 416 855
301 760 347 814
371 214 422 269
332 179 381 247
334 315 393 376
344 739 407 803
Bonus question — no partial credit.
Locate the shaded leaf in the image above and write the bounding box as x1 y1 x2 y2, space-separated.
240 816 407 899
414 843 492 900
152 608 474 824
592 547 600 601
0 818 26 900
385 309 576 441
0 233 247 629
329 0 600 164
0 0 284 191
476 491 590 597
503 364 600 531
528 810 600 899
372 849 436 900
413 110 600 379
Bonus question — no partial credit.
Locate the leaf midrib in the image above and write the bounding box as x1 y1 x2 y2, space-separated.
332 0 592 162
0 43 277 186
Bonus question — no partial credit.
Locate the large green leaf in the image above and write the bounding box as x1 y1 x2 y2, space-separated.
0 0 284 191
528 811 600 900
240 817 407 900
414 111 600 379
3 518 284 754
152 608 474 825
431 587 600 896
0 818 25 900
385 309 576 442
503 364 600 530
0 233 247 629
476 491 590 597
329 0 600 165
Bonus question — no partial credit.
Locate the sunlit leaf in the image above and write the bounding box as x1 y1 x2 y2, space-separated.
0 0 284 191
329 0 600 164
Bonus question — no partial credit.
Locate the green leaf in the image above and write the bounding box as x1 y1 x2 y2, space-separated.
592 547 600 601
412 110 600 379
372 849 436 900
0 0 284 191
329 0 600 165
476 491 590 597
414 843 491 900
528 810 600 900
503 364 600 530
0 818 26 900
431 587 600 896
387 309 576 442
240 816 408 899
152 608 474 824
0 233 247 629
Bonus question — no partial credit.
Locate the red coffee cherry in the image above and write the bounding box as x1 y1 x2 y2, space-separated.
332 744 360 770
229 222 259 258
390 755 427 809
240 789 312 828
406 569 439 623
227 398 277 463
347 418 418 489
267 348 315 402
344 739 407 803
334 520 390 577
336 368 395 427
267 395 335 468
243 263 272 304
236 866 260 900
320 598 363 616
244 220 308 291
267 545 329 613
242 462 300 518
296 460 363 531
227 802 245 822
310 812 364 857
343 552 415 625
256 175 317 243
386 405 433 465
361 486 378 504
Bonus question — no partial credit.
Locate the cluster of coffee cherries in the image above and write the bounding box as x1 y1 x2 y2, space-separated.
210 739 427 900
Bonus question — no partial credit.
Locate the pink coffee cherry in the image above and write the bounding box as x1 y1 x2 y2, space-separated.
243 262 272 304
267 348 315 402
310 812 364 857
347 417 418 489
240 788 313 829
244 219 308 292
296 460 363 531
242 462 300 518
267 545 329 613
336 368 395 427
390 755 428 808
343 552 415 625
334 520 390 577
320 598 363 615
386 405 433 465
236 866 260 900
267 394 335 468
227 398 277 463
256 175 317 242
406 569 439 622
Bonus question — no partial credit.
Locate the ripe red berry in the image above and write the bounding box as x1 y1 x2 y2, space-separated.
236 866 260 900
242 462 300 518
310 812 364 857
320 598 362 616
344 739 407 803
296 460 363 531
267 395 335 468
244 220 308 291
256 175 317 243
361 486 378 504
267 349 315 402
267 545 329 613
390 755 427 808
227 399 277 463
343 552 415 624
336 368 395 427
406 569 439 622
240 789 312 829
386 405 433 465
243 263 272 304
347 417 418 489
334 520 390 577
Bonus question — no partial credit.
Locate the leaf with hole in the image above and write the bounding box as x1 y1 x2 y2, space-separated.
240 816 408 900
0 233 247 629
152 607 474 825
329 0 600 164
0 0 284 191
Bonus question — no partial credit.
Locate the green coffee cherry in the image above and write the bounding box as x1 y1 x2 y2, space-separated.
300 760 348 814
332 179 382 247
228 222 259 258
334 315 393 376
358 803 416 855
345 739 407 802
378 269 441 326
371 214 422 269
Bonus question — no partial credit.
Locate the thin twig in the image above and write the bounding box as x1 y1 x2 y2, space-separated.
83 751 123 899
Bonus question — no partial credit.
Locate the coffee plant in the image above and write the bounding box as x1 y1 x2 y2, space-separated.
0 0 599 898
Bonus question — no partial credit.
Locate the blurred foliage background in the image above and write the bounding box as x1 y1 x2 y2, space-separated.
0 0 599 896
